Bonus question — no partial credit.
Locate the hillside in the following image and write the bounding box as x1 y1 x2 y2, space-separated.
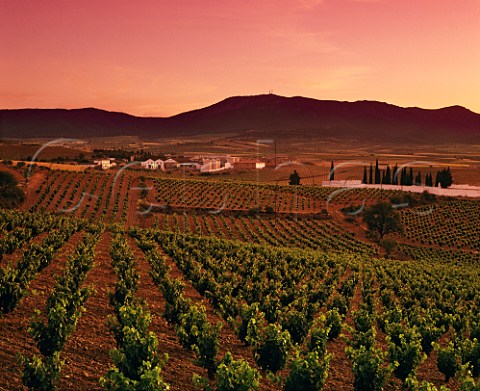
1 94 480 143
2 180 480 389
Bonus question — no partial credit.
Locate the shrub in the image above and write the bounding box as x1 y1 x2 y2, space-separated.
325 309 343 341
238 302 265 345
101 302 169 389
328 295 348 316
411 311 446 356
284 350 331 391
405 376 450 390
216 352 260 391
350 327 377 351
265 206 275 214
307 315 330 355
469 320 480 341
458 338 480 377
177 304 222 378
377 306 403 333
387 324 425 384
346 345 388 391
280 308 310 344
18 352 62 391
458 363 480 391
353 309 374 334
436 341 460 382
254 323 292 372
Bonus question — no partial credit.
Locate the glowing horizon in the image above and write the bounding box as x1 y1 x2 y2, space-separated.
1 0 480 117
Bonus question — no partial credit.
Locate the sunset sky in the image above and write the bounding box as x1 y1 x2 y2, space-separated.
1 0 479 116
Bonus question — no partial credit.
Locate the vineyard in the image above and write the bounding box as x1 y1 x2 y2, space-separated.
401 199 480 251
23 167 395 217
24 170 133 224
2 166 480 390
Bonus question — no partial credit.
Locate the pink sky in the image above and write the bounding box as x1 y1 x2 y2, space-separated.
1 0 479 116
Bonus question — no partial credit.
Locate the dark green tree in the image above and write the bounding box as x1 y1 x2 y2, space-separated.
363 201 403 239
400 167 413 186
329 161 335 181
374 159 381 184
400 167 406 186
0 171 17 193
425 173 433 187
435 167 454 188
289 170 301 186
369 164 373 185
392 164 399 185
0 171 24 208
362 166 367 184
414 171 422 186
384 165 391 185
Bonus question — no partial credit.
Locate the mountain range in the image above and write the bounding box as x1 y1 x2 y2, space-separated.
1 94 480 143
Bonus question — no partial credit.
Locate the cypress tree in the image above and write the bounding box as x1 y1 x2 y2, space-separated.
375 158 381 184
400 167 405 186
329 161 335 181
392 164 399 185
415 171 422 186
426 173 433 187
362 166 367 184
385 165 391 185
369 163 373 184
408 167 414 186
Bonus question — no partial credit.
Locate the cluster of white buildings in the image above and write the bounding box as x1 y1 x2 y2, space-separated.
93 155 269 173
139 155 264 173
93 158 117 170
140 158 180 171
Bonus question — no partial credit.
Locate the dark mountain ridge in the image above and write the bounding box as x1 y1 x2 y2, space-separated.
1 94 479 143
